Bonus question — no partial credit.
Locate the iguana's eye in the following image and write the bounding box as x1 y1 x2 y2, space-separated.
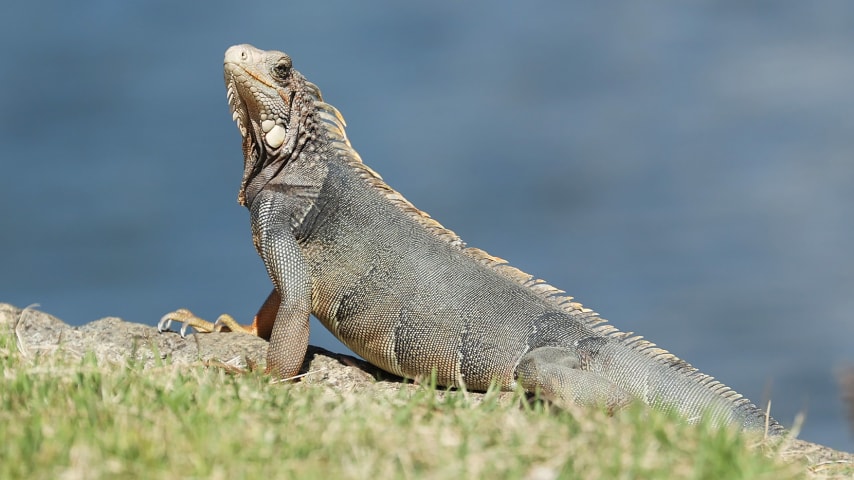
272 58 292 78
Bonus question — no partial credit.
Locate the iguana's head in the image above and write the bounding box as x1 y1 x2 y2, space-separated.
224 44 317 205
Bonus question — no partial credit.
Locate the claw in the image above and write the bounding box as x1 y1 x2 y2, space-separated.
179 321 192 338
212 316 227 332
157 316 171 333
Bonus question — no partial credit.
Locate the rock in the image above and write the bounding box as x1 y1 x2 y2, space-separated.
0 302 385 385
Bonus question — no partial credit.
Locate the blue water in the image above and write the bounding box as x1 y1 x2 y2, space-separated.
2 2 852 451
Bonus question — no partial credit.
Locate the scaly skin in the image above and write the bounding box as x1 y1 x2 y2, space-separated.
160 44 784 435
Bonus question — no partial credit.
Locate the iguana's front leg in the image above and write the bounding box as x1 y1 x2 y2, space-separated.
158 289 280 339
244 192 314 378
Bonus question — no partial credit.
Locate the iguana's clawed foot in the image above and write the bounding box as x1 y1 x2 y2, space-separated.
158 309 252 337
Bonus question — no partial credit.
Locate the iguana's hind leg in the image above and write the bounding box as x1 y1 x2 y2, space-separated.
516 346 633 414
158 289 280 340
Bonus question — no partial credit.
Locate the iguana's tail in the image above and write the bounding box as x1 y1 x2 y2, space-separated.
585 338 785 434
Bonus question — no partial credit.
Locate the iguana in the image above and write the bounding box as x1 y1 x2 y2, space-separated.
160 44 784 434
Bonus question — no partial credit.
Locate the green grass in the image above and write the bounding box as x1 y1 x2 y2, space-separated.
0 332 803 479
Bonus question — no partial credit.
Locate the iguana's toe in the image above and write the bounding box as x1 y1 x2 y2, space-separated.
158 309 217 337
212 313 254 334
